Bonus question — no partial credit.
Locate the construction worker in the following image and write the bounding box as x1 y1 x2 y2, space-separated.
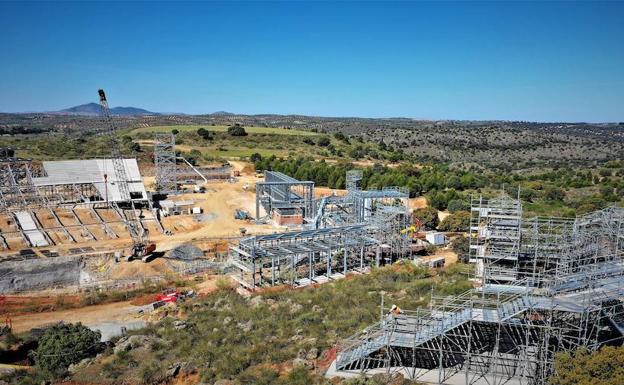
387 304 403 318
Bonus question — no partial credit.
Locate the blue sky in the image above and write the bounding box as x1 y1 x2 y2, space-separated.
1 1 623 122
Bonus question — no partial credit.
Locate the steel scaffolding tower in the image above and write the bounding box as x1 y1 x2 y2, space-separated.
470 195 523 284
154 132 177 194
333 201 624 385
346 170 363 191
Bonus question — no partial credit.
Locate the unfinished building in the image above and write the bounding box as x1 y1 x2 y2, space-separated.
0 156 162 254
255 171 315 225
230 225 381 288
232 170 411 288
331 197 624 385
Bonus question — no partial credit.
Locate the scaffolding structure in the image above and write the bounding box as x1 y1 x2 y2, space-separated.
154 133 177 194
255 171 315 221
0 158 44 212
346 169 363 191
469 195 523 284
333 200 624 385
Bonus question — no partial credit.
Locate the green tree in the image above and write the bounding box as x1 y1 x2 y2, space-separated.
227 124 248 136
447 199 469 212
171 128 179 135
413 207 439 230
438 211 470 232
250 152 262 163
549 346 624 385
450 236 470 263
32 322 101 378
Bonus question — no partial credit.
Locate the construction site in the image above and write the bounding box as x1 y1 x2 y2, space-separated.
0 90 423 297
2 93 622 385
329 195 624 385
231 169 412 289
0 91 265 295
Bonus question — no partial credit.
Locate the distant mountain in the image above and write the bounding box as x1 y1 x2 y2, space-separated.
211 111 235 116
58 103 158 116
110 106 158 116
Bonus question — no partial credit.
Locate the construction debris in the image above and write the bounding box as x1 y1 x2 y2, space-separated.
165 244 203 261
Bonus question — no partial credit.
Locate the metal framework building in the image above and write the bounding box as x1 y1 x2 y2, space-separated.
332 199 624 385
233 170 411 288
255 171 315 222
154 133 177 194
230 225 381 288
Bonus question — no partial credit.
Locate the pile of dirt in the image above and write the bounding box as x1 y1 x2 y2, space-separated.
108 258 174 280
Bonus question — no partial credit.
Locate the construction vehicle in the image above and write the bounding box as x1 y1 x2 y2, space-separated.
234 209 251 220
155 288 180 303
98 89 156 262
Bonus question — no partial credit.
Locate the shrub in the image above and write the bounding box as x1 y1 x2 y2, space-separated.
31 323 101 378
317 136 331 147
550 346 624 385
227 124 248 136
197 127 213 140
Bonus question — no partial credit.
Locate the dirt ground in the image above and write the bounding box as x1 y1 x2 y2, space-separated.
419 248 459 265
8 300 139 334
4 273 225 333
106 258 175 280
409 196 428 210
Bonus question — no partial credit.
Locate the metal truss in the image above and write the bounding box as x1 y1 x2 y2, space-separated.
230 225 381 289
154 132 177 194
0 158 44 212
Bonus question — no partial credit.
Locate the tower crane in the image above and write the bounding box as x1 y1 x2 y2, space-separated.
98 89 155 261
